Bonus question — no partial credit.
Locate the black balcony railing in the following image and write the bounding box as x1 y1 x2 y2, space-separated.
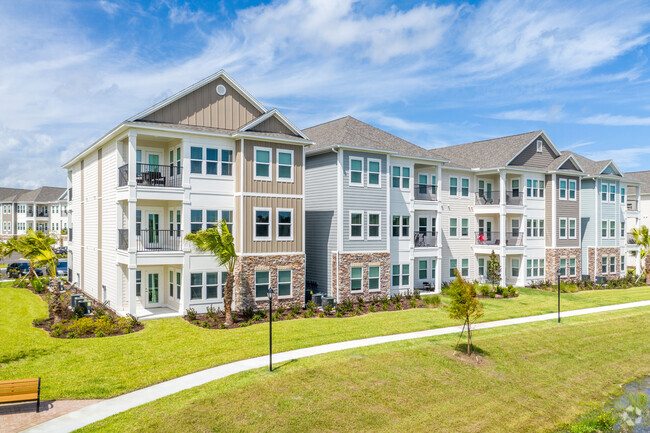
475 191 500 205
414 184 438 201
627 201 639 211
414 231 437 247
118 163 183 188
505 231 524 246
627 233 637 245
117 229 183 252
475 231 499 245
505 190 523 206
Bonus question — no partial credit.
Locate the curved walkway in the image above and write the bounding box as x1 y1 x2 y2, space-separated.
24 300 650 433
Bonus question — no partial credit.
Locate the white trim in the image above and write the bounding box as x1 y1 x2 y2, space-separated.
536 139 543 153
349 156 364 187
367 212 381 240
556 154 585 172
231 132 313 146
254 269 271 300
601 160 623 177
239 109 310 140
559 217 567 239
569 218 577 239
368 265 381 292
558 177 568 200
460 176 470 198
449 176 459 196
276 148 294 183
276 208 294 241
253 146 272 181
350 265 364 292
349 210 364 241
277 269 293 298
568 178 577 201
449 217 459 238
504 130 562 166
234 192 304 199
128 70 267 122
253 207 272 241
367 157 382 188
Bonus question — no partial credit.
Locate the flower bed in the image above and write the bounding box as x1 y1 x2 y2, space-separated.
474 284 518 299
529 273 646 293
184 292 443 330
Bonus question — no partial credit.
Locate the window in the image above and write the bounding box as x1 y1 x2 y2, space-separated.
190 147 202 174
176 148 182 176
190 273 202 300
277 209 293 240
559 258 567 277
191 210 203 233
601 256 607 274
176 272 181 299
461 178 469 197
527 219 544 238
392 166 410 189
609 184 616 203
206 210 218 229
449 177 458 196
206 272 219 299
136 210 142 235
478 258 485 277
350 157 363 185
569 218 577 239
559 218 567 239
512 219 520 237
601 183 608 202
392 264 400 286
419 260 428 280
367 159 381 187
610 256 616 274
450 259 457 278
255 271 269 298
350 267 363 291
536 139 543 152
350 212 363 239
512 179 520 197
254 208 271 240
206 148 218 175
221 150 233 176
450 218 458 237
368 266 380 290
392 264 409 286
368 213 380 239
222 210 233 234
461 258 469 277
569 179 577 200
527 179 544 198
526 259 544 278
609 220 616 238
601 220 608 238
539 180 545 197
569 258 576 277
254 148 271 180
392 215 409 238
621 255 626 271
559 179 567 200
401 216 409 237
526 179 532 197
461 218 469 237
277 149 293 181
511 258 519 277
278 270 292 297
401 264 409 285
621 221 625 238
136 271 141 297
621 187 626 204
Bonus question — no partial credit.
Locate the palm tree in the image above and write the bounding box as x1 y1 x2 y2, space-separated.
0 229 58 288
632 225 650 281
185 220 237 325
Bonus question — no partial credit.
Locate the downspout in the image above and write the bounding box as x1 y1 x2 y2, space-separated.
332 147 340 304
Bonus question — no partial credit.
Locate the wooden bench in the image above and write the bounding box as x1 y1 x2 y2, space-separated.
0 378 41 412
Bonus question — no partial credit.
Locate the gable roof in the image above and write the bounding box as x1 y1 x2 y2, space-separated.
303 116 447 161
557 151 625 178
546 152 584 173
239 109 309 140
0 186 66 204
624 171 650 194
431 130 547 169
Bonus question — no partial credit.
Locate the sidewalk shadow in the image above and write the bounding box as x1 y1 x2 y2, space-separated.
270 359 297 372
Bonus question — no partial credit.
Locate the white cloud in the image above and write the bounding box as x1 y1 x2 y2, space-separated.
583 146 650 171
563 141 595 150
99 1 120 15
490 105 564 122
579 114 650 126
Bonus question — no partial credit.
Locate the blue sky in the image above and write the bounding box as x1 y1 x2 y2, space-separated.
1 0 650 187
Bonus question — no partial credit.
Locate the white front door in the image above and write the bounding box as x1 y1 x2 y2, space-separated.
146 272 161 307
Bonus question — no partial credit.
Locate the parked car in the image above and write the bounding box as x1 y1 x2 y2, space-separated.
7 262 43 278
54 261 67 277
53 247 67 256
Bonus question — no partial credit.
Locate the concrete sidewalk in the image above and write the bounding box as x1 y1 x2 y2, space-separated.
22 300 650 433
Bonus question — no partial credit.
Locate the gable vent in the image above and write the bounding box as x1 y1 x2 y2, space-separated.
216 84 226 96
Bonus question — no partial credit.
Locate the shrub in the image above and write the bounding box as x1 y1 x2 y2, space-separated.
381 303 389 311
558 408 618 433
478 284 490 297
219 323 227 329
96 330 105 338
287 311 296 319
303 309 315 318
201 321 210 328
392 294 402 305
72 305 86 319
502 291 508 298
356 296 365 307
51 324 63 337
15 279 28 288
414 290 421 300
369 304 376 313
93 307 107 319
489 292 496 298
126 313 141 328
422 295 441 308
31 277 44 293
306 300 317 312
323 303 334 315
272 311 282 321
394 302 402 310
340 299 354 313
206 305 218 319
68 332 77 339
335 310 344 318
381 297 391 309
276 305 286 315
252 314 264 322
408 298 418 308
68 317 95 336
186 308 198 321
508 286 517 297
241 306 255 321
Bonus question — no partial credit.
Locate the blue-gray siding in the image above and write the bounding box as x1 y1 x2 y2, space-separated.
580 179 595 272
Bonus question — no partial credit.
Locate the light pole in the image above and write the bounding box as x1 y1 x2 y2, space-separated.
267 287 274 371
556 268 561 323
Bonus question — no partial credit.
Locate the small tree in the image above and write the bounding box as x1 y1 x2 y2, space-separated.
0 229 58 289
487 250 501 289
448 271 484 355
632 226 649 283
185 220 237 325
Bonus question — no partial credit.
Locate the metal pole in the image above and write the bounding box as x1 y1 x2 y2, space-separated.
557 272 561 323
269 293 273 371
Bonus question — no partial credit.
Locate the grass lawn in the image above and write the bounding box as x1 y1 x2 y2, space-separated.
1 282 650 400
78 307 650 433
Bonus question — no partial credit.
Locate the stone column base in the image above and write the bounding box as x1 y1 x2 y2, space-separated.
545 247 582 283
331 252 391 302
587 247 622 280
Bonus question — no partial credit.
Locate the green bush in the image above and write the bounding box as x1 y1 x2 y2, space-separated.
68 317 95 336
558 408 618 433
306 300 317 312
302 309 315 318
369 304 376 313
489 292 496 298
241 306 255 321
340 299 354 313
356 296 365 307
394 302 402 310
290 303 302 315
414 290 421 300
201 321 210 328
335 310 344 318
508 286 517 297
206 305 218 319
422 295 441 308
186 308 198 321
408 298 418 308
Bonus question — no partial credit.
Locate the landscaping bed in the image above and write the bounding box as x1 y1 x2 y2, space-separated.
529 273 646 293
185 292 443 329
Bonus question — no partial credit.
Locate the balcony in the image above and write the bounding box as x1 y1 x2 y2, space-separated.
414 184 437 201
505 231 524 246
475 191 500 206
117 229 183 252
505 190 523 206
627 201 639 212
118 163 182 188
627 233 637 245
414 231 437 247
475 231 499 245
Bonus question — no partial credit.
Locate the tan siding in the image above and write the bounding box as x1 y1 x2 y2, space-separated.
242 140 303 195
509 137 556 169
235 197 241 253
234 140 242 192
557 174 580 247
242 196 303 254
142 77 263 130
545 175 552 247
250 116 297 136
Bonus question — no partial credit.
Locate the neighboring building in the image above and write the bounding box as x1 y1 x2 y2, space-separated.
0 186 68 245
621 170 650 272
63 70 312 316
304 116 448 300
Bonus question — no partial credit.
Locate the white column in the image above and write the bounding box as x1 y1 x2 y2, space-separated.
127 199 136 254
499 171 507 286
435 253 442 292
127 131 137 187
128 265 137 315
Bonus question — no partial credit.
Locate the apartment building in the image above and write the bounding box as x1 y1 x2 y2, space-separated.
304 116 448 300
63 70 311 316
0 186 68 244
621 170 650 272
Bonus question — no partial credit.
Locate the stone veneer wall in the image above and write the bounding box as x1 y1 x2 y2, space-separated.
586 247 622 279
545 248 581 283
234 254 306 310
331 252 391 302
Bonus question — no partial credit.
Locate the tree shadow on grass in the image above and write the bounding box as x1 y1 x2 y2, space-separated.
0 348 51 365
